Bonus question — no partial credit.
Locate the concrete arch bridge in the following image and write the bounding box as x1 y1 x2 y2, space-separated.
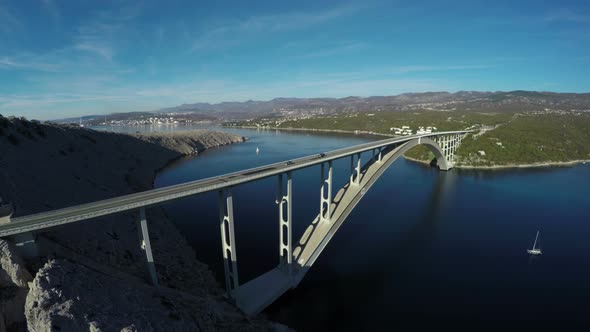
0 130 469 315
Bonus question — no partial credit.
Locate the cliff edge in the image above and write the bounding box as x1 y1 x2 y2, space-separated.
0 116 284 331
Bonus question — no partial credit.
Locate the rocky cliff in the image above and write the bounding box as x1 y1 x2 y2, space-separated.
0 116 284 331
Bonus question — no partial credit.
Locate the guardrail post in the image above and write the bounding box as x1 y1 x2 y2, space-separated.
219 188 239 297
278 172 293 274
320 161 333 223
137 207 158 287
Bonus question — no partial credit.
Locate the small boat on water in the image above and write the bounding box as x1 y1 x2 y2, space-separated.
527 230 542 255
256 147 260 155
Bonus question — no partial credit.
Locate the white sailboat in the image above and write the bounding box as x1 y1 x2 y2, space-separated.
527 230 542 255
256 147 260 155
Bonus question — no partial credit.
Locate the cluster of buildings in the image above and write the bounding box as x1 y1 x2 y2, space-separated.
389 125 437 136
230 113 319 128
416 126 437 134
100 116 187 126
529 109 590 116
131 117 179 125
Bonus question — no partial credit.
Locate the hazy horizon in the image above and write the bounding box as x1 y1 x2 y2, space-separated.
34 89 588 122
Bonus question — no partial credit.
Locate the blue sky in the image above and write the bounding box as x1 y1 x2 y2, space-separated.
1 0 589 120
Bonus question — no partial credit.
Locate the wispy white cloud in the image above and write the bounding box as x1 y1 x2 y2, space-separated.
393 64 492 73
544 9 590 23
0 69 452 119
1 5 141 70
0 93 127 109
72 4 141 60
74 41 114 60
234 4 362 32
0 55 62 72
193 4 365 51
288 41 366 59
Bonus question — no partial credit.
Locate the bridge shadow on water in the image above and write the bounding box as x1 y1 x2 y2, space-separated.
266 161 463 331
154 132 590 331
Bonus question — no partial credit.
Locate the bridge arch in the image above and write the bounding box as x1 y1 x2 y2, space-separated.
291 137 450 285
394 136 451 171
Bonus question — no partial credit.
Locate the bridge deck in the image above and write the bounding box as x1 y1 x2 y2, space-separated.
0 130 470 317
0 130 469 237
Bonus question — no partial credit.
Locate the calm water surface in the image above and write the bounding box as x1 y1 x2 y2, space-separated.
149 127 590 330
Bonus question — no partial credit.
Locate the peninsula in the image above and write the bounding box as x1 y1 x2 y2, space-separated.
222 91 590 169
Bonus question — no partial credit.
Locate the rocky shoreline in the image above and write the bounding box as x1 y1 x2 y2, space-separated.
226 125 589 171
224 125 394 138
0 117 286 331
403 155 590 170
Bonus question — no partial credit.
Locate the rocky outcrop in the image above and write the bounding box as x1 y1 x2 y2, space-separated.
134 130 246 156
25 259 272 332
0 239 32 331
0 239 32 288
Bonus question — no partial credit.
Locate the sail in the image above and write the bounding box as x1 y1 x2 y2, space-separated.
532 230 539 250
527 230 542 255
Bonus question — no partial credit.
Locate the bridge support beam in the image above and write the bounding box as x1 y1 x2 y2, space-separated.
137 207 158 287
278 172 293 274
320 161 333 224
434 134 464 171
372 148 383 164
350 153 361 186
219 188 239 298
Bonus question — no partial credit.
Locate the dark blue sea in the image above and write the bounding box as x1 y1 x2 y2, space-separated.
149 127 590 330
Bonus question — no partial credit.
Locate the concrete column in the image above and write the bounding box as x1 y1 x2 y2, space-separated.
447 135 453 162
356 153 361 183
450 135 455 162
320 161 333 223
456 135 460 159
137 207 158 287
219 188 239 297
350 153 361 186
278 172 293 274
450 136 454 161
349 155 353 183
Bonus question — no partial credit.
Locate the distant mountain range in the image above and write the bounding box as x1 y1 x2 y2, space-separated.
55 90 590 124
